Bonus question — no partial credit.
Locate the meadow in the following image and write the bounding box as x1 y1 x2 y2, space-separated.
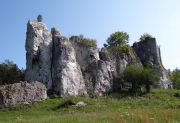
0 89 179 123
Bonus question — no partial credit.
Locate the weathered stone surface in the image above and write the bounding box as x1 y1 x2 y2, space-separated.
51 27 61 36
70 36 113 96
52 32 87 96
83 60 113 96
0 81 47 106
70 36 100 71
25 20 53 89
99 48 142 90
133 38 172 88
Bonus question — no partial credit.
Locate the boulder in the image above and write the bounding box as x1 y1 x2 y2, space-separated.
74 101 87 107
0 81 47 106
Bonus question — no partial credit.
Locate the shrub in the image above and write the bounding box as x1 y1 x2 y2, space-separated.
139 33 154 42
70 35 97 47
123 65 159 94
107 44 132 56
120 45 131 54
82 38 97 47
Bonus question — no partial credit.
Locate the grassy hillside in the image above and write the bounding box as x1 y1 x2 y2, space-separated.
0 89 179 123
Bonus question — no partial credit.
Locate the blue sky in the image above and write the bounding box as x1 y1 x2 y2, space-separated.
0 0 180 70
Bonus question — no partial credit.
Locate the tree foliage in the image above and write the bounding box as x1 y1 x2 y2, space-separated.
105 31 129 47
168 68 180 89
123 65 159 94
0 59 25 85
139 33 154 42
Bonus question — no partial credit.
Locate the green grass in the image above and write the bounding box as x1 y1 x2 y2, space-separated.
0 89 179 123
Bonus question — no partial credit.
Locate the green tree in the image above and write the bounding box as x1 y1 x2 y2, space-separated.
123 65 159 94
141 68 159 93
106 31 129 47
0 59 25 85
169 68 180 89
123 65 143 93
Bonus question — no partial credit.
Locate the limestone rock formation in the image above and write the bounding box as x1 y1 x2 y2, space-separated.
70 36 112 96
25 16 172 97
133 38 172 88
25 20 53 89
52 31 87 96
70 36 100 70
99 48 142 90
83 60 113 96
0 81 47 106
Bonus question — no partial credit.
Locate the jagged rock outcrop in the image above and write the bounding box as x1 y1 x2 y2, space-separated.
70 36 100 70
52 30 87 96
70 36 112 96
133 38 172 88
25 16 171 97
0 81 47 106
25 20 53 89
101 48 141 77
99 48 142 90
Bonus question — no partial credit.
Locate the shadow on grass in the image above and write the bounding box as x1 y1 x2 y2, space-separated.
52 100 76 111
109 89 147 99
0 104 31 112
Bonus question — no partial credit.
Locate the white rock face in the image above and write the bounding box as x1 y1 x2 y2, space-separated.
52 34 87 96
0 81 47 106
70 36 100 70
25 20 53 89
83 60 113 96
93 60 113 96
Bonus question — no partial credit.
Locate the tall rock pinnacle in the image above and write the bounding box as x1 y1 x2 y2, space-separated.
25 19 53 89
51 28 87 96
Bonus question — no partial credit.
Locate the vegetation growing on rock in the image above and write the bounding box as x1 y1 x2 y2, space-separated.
107 44 132 56
139 33 154 42
70 35 97 47
104 31 132 56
